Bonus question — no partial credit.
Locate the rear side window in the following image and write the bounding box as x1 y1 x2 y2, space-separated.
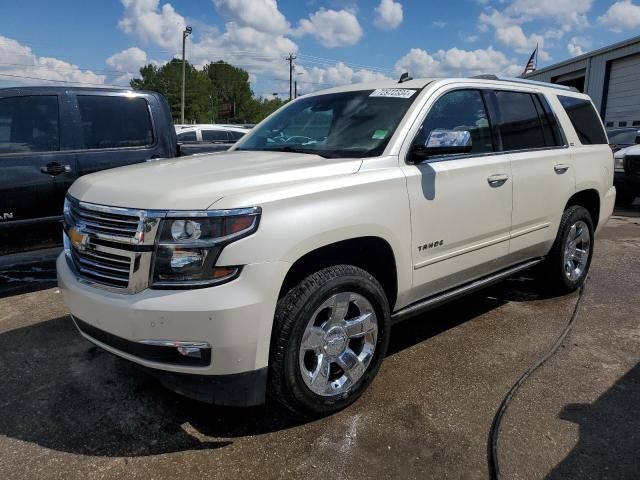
557 95 607 145
0 95 59 154
77 95 154 149
202 130 229 142
495 91 546 150
177 131 196 142
229 130 245 140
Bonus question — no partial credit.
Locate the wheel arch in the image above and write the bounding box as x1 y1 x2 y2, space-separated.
278 236 399 311
565 189 601 229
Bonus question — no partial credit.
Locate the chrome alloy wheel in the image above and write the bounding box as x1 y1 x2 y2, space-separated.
299 292 378 397
563 220 591 282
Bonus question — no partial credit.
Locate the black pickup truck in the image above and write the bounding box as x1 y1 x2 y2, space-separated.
0 86 222 255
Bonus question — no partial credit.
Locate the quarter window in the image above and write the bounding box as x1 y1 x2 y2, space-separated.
495 91 546 151
557 95 608 145
0 95 59 154
77 95 154 149
413 89 494 156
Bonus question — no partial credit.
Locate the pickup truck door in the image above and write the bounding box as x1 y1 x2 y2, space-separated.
0 92 77 252
69 92 169 176
400 87 513 304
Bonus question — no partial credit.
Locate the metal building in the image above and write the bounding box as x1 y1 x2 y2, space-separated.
525 35 640 128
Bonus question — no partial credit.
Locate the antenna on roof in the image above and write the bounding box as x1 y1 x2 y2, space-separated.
398 72 413 84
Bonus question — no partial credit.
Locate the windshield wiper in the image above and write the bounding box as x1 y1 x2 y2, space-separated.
236 146 333 158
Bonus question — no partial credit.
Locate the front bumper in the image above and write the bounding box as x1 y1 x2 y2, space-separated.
57 254 290 404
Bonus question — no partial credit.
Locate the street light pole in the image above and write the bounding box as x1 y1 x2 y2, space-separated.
181 26 192 124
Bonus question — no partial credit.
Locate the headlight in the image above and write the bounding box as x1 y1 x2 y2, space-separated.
614 156 625 171
151 208 260 288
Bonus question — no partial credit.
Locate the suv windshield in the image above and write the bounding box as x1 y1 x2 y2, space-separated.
236 89 419 158
607 129 639 145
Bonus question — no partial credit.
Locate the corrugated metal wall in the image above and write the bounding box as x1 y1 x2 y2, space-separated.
527 38 640 121
605 54 640 126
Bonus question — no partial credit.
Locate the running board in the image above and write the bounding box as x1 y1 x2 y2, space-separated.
391 258 544 324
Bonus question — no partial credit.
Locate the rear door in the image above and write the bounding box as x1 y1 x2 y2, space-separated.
493 90 575 261
70 92 163 176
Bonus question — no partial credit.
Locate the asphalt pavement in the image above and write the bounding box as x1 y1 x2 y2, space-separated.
0 213 638 479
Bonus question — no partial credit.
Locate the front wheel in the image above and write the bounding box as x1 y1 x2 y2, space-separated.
544 205 594 293
269 265 390 417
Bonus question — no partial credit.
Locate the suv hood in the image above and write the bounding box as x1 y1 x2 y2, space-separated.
614 144 640 158
68 150 363 210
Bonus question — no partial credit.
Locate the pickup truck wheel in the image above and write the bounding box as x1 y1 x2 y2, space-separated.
270 265 390 417
544 205 594 293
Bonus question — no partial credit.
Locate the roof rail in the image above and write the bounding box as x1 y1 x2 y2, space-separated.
470 74 578 92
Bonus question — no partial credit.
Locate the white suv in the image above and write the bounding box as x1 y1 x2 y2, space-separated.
58 76 615 416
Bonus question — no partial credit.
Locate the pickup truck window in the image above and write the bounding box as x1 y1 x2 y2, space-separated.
412 89 493 156
236 89 418 158
0 95 59 154
77 95 154 150
557 95 608 145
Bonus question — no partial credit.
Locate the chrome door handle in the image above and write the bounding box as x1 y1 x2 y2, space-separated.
40 163 71 175
487 174 509 187
554 164 570 174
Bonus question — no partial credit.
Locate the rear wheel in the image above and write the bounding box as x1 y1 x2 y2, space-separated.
269 265 390 416
544 206 594 293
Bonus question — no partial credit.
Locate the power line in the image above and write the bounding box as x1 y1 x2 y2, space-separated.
0 72 128 88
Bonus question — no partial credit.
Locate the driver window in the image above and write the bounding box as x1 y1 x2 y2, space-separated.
414 89 493 156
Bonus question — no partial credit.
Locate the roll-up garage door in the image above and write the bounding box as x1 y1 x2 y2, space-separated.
605 53 640 127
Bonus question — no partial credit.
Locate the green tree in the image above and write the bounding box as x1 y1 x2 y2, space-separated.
130 59 214 123
131 59 287 124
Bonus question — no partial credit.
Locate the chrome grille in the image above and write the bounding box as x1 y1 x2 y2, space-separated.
67 200 140 242
68 240 132 289
63 196 162 293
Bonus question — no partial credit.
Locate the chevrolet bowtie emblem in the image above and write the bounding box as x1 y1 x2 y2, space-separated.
68 226 89 251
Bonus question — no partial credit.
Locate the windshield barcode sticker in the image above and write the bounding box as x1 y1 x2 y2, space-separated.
370 88 416 99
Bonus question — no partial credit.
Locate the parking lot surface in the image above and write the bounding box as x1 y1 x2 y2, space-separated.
0 214 638 479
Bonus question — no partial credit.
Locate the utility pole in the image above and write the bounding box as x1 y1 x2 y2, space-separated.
181 26 192 124
294 80 297 99
286 53 297 101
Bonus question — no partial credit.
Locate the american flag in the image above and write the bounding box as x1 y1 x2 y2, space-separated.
523 46 538 75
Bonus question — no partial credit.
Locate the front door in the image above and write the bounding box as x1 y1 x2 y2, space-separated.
0 93 76 253
400 88 513 304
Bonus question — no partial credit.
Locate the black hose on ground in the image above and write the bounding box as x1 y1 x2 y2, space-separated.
487 281 587 480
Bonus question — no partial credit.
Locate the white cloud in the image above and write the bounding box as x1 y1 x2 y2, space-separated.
119 0 186 49
394 46 520 78
0 35 106 86
212 0 289 34
598 0 640 31
505 0 593 28
373 0 403 30
432 21 447 28
479 10 550 60
296 62 392 92
464 35 480 43
293 9 363 47
106 47 150 84
567 36 591 57
118 0 297 86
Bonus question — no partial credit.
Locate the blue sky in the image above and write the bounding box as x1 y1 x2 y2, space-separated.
1 0 639 96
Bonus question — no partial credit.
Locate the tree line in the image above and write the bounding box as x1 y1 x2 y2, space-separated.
130 59 286 124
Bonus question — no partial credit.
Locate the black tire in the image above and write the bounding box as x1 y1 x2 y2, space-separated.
544 205 594 293
269 264 390 417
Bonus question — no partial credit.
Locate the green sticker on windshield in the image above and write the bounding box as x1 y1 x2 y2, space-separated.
372 129 387 139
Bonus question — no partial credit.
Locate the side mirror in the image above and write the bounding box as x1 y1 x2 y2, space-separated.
410 129 472 162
